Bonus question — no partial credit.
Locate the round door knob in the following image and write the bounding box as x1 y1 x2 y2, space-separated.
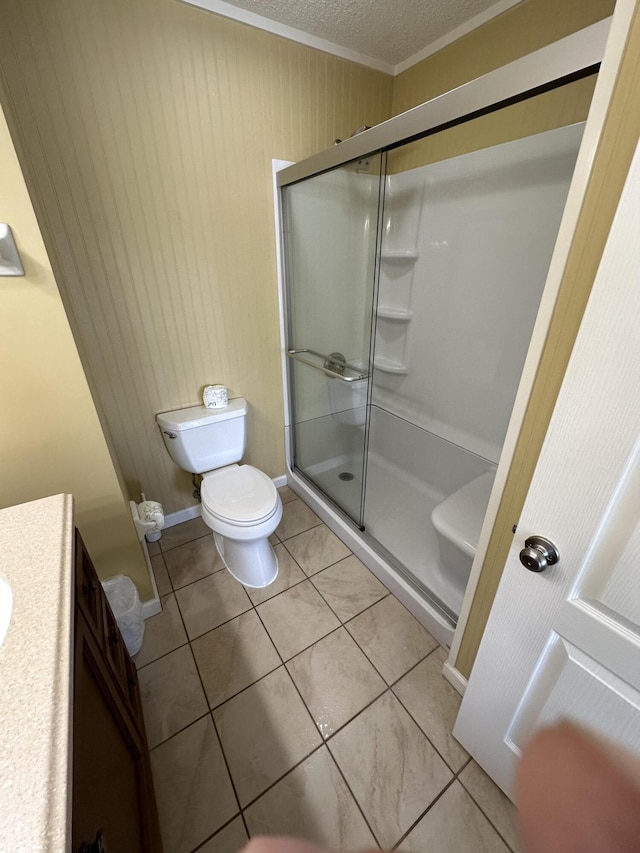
519 536 559 573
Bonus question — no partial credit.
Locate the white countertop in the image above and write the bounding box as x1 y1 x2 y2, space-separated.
0 494 74 852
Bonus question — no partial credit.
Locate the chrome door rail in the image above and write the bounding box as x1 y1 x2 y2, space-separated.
276 19 608 188
287 349 369 382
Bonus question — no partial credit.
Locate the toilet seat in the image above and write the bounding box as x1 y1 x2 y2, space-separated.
201 464 279 527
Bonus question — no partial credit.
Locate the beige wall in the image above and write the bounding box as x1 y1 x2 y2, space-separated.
388 0 613 172
0 0 393 515
392 0 615 115
0 104 151 598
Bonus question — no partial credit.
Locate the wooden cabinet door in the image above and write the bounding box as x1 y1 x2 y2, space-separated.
72 613 146 853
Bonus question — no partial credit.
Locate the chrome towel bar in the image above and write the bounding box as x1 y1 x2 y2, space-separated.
287 349 368 383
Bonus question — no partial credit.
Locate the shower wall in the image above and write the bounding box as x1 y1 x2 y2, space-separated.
372 123 585 464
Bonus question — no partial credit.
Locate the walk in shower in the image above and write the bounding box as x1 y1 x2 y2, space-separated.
277 23 607 645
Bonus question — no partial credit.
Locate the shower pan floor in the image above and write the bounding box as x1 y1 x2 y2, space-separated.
311 461 364 521
310 453 465 618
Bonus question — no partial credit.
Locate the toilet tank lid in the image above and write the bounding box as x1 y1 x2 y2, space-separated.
156 398 247 431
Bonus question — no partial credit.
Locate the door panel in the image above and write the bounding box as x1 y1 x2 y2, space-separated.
508 636 640 755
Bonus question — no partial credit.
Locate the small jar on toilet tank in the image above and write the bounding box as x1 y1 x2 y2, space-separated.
203 385 228 408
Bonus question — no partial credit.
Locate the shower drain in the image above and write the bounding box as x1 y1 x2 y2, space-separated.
338 471 355 481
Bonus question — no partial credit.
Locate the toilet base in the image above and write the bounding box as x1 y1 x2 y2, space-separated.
213 532 279 588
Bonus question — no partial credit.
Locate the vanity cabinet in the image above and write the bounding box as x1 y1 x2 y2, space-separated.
73 529 162 853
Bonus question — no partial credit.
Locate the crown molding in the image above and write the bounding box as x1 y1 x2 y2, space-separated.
180 0 525 77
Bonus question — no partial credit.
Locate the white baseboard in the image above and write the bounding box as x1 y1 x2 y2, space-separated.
163 504 202 528
273 474 288 488
442 660 468 696
141 597 162 620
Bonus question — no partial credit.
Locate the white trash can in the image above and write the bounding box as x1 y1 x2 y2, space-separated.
102 575 145 656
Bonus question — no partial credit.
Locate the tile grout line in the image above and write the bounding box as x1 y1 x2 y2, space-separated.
266 519 462 849
206 660 283 714
238 601 328 831
146 507 480 852
135 633 191 671
279 536 354 577
391 762 517 853
141 508 324 847
179 544 445 762
323 740 383 850
248 546 397 848
186 601 250 845
387 643 440 689
341 615 437 690
166 564 226 595
247 597 381 845
456 768 519 853
145 552 248 851
308 572 390 627
389 653 472 776
211 709 251 840
159 528 210 554
188 811 244 853
392 775 459 850
146 701 211 753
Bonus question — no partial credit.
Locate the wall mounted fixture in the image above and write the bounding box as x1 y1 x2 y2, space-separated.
0 224 25 276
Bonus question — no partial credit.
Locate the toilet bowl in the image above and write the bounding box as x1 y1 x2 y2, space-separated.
156 398 283 588
200 464 282 587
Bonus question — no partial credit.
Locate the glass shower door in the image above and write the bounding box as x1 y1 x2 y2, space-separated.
282 154 383 525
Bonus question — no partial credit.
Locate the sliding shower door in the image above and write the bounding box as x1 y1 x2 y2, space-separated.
364 101 589 618
283 154 384 525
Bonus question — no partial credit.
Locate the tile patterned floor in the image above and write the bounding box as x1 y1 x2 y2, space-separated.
138 489 520 853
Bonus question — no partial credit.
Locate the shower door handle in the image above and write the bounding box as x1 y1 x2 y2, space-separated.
287 349 369 383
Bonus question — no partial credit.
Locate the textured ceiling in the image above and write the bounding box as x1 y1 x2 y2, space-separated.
216 0 509 66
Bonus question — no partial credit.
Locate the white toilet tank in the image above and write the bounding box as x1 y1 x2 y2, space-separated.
156 398 248 474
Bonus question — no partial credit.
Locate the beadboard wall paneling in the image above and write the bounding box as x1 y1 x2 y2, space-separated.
387 76 597 174
0 0 393 513
391 0 615 116
0 101 150 596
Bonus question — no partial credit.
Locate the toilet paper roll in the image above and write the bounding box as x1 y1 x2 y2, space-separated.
203 384 228 408
138 500 165 530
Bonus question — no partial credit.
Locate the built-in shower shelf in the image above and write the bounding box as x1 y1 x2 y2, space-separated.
376 307 413 321
380 250 419 262
374 357 409 374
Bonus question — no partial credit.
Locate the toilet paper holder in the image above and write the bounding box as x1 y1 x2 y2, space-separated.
130 495 165 543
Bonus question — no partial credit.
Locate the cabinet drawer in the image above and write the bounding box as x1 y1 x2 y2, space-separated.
103 597 129 695
75 529 103 641
124 653 144 720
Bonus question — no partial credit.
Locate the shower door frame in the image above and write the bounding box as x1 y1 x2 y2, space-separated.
276 17 612 649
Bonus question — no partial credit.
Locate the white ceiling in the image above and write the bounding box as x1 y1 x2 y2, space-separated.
182 0 523 75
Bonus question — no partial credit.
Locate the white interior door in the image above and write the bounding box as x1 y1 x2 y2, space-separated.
453 133 640 798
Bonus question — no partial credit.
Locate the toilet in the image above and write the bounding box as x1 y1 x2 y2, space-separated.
156 398 282 588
